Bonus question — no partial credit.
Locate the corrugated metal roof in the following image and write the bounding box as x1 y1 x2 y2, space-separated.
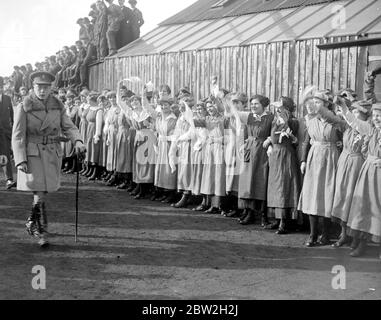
116 0 381 58
159 0 343 25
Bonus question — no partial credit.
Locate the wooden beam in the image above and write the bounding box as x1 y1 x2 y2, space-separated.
317 37 381 50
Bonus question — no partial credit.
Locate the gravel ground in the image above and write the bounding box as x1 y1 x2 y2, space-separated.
0 169 380 300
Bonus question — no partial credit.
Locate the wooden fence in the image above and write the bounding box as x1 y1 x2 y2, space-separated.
89 36 368 116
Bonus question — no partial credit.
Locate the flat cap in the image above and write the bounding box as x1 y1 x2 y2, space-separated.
30 71 56 85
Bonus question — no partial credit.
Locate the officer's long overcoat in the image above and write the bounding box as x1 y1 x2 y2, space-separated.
12 93 82 192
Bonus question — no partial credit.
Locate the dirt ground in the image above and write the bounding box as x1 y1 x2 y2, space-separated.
0 168 380 300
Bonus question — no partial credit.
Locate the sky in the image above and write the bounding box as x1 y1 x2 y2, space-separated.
0 0 197 76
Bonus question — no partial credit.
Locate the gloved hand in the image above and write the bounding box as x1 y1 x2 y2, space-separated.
74 141 86 160
17 162 28 173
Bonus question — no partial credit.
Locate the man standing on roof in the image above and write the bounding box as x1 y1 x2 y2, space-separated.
105 0 124 56
129 0 144 41
117 0 134 48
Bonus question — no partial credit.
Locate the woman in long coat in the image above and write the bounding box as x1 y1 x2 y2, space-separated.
222 93 245 217
199 100 226 214
191 102 208 211
340 101 381 259
78 91 90 176
104 92 120 185
238 95 274 225
266 97 301 234
115 96 134 189
128 95 157 199
62 93 80 174
170 97 194 208
330 100 371 247
12 71 85 247
153 97 178 202
85 92 104 180
298 90 344 247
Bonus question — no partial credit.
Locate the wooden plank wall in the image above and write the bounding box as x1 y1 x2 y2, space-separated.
89 36 367 117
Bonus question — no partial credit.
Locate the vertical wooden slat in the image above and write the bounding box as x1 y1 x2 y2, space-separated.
282 42 289 97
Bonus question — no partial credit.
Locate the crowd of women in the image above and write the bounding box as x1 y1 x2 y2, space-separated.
58 72 381 260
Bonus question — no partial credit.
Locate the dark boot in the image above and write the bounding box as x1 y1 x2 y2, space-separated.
173 193 190 208
130 184 140 196
79 163 88 175
26 204 41 237
305 215 318 247
350 237 360 250
134 184 146 199
150 187 161 201
193 196 208 211
350 239 367 257
318 218 331 246
85 166 94 177
81 164 91 176
240 209 255 225
162 191 177 203
89 166 99 181
107 173 118 186
66 158 77 174
239 208 250 221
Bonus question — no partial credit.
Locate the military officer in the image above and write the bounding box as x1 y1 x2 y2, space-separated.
12 71 86 247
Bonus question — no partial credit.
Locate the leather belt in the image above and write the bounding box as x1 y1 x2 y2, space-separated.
27 135 69 145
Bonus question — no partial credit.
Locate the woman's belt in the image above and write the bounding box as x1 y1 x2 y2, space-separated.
367 155 381 167
341 149 363 157
311 141 336 147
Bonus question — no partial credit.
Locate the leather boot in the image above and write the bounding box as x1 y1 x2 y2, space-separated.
238 208 249 222
79 163 87 175
317 218 331 246
107 173 118 186
85 166 94 177
350 239 367 257
26 204 41 237
81 164 91 176
162 191 177 203
134 184 146 199
130 184 140 196
66 158 77 174
240 209 255 225
173 193 190 208
89 166 99 181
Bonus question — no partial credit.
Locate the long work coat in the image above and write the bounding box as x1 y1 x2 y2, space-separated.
331 126 365 225
267 117 301 216
345 112 381 243
238 112 274 203
12 93 82 192
297 113 343 217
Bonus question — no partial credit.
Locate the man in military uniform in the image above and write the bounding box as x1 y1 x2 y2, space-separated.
12 71 86 247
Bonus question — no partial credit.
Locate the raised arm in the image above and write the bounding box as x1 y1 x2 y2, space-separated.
342 110 372 136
